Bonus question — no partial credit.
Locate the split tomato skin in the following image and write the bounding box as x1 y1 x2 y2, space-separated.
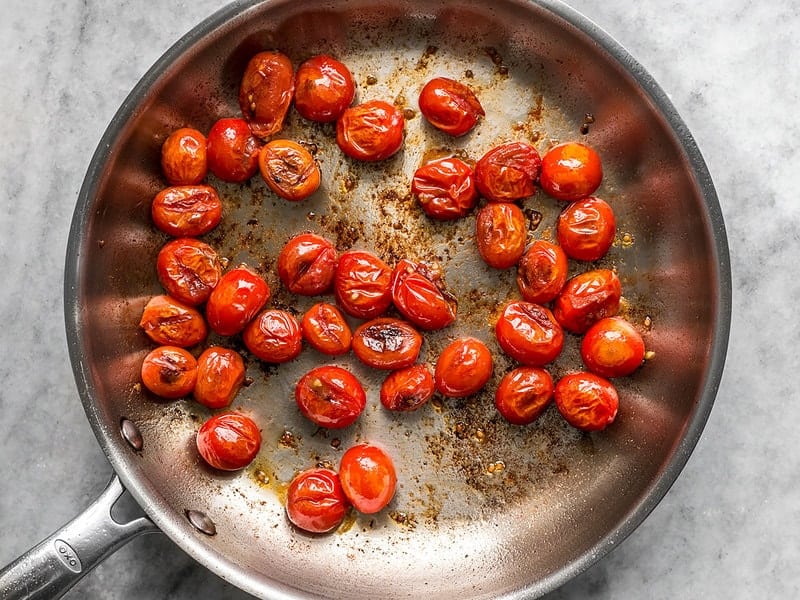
301 302 352 356
495 366 554 425
390 259 457 330
295 365 367 429
352 318 422 370
540 141 603 202
516 240 569 304
139 295 207 348
554 269 622 334
277 233 337 296
151 184 222 238
156 238 221 306
239 51 295 140
581 317 645 378
380 363 435 412
411 157 478 220
474 141 541 202
286 468 350 534
434 337 493 398
206 118 261 183
160 127 207 186
205 266 270 337
475 202 527 269
258 140 320 201
196 412 261 471
141 345 198 400
193 346 246 409
294 55 355 123
557 196 616 262
417 77 484 137
495 301 564 366
243 309 303 364
336 100 404 162
334 250 393 319
554 372 619 431
338 443 397 514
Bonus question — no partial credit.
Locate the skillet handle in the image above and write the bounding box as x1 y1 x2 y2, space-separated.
0 474 157 600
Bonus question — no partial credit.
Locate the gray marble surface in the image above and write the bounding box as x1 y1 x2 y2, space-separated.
0 0 796 598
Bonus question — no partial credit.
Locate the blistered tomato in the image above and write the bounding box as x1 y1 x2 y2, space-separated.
434 337 493 397
554 372 618 431
243 309 303 364
380 364 434 412
277 233 337 296
539 141 603 201
286 468 350 534
206 118 261 183
193 346 246 409
495 301 564 366
336 100 404 162
474 141 541 202
475 202 527 269
196 412 261 470
140 346 197 399
580 317 645 378
160 127 207 185
516 240 569 304
333 250 393 319
390 259 457 330
494 366 554 425
352 318 422 370
295 365 367 429
156 238 221 306
139 295 207 347
151 185 222 238
411 157 478 220
239 51 295 140
294 55 355 122
338 443 397 514
557 197 616 261
258 140 320 201
553 269 622 334
205 266 270 337
301 303 352 356
417 77 484 137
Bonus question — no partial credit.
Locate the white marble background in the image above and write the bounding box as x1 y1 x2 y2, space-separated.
0 0 797 598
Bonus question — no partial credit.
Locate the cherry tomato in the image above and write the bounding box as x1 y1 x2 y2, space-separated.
417 77 484 137
352 318 422 370
495 301 564 366
411 157 478 221
334 250 393 319
151 185 222 238
205 266 270 336
206 117 260 183
156 238 221 306
160 127 207 185
239 51 295 140
193 346 246 409
539 141 603 201
380 363 434 412
475 202 527 269
294 55 355 122
338 443 397 514
301 303 352 356
557 197 616 261
434 337 493 397
277 233 337 296
474 141 541 202
243 309 302 364
494 366 554 425
286 468 350 534
553 269 622 334
516 240 569 304
581 317 645 378
140 345 197 399
139 295 207 347
196 412 261 470
390 259 457 330
295 365 366 429
336 100 404 162
258 140 320 201
554 372 618 431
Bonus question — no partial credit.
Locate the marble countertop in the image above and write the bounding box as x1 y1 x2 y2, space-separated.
0 0 795 598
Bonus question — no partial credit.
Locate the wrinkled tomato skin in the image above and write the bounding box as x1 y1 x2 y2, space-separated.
151 185 222 238
554 269 622 334
336 100 404 162
286 468 350 534
380 363 434 412
495 366 554 425
193 346 246 409
243 309 302 364
352 318 422 370
277 233 337 296
495 301 564 366
294 55 355 123
434 337 493 397
205 266 270 337
295 365 367 429
161 127 207 185
156 238 221 306
474 141 541 202
475 202 527 269
391 259 457 330
196 412 261 471
206 118 261 183
516 240 569 304
540 142 603 202
581 317 645 378
239 51 295 140
301 303 352 356
141 345 198 399
411 157 478 220
334 250 393 319
417 77 484 137
258 140 321 201
554 372 619 431
557 197 616 261
338 444 397 514
139 295 207 347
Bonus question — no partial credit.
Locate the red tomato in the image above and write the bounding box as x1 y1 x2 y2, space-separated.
160 127 207 185
417 77 484 137
411 157 478 220
380 363 434 412
139 295 207 347
334 250 393 319
553 269 622 334
557 197 616 261
295 365 366 429
243 309 302 364
238 51 295 140
301 303 352 356
258 140 321 201
581 317 645 378
338 444 397 514
193 346 246 409
151 185 222 238
495 301 564 366
277 233 337 296
494 366 554 425
156 238 221 306
294 55 355 122
336 100 404 162
474 141 541 202
516 240 569 304
434 337 493 397
539 141 603 201
475 202 527 269
206 118 261 183
196 412 261 470
554 372 619 431
352 318 422 370
205 266 270 336
286 468 350 534
140 345 197 399
390 259 457 330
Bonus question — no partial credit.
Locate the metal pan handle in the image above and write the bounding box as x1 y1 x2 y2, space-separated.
0 474 157 600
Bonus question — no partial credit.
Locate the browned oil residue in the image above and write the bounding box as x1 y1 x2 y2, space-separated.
416 45 438 70
279 430 299 449
365 75 378 85
483 46 508 76
390 511 418 530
